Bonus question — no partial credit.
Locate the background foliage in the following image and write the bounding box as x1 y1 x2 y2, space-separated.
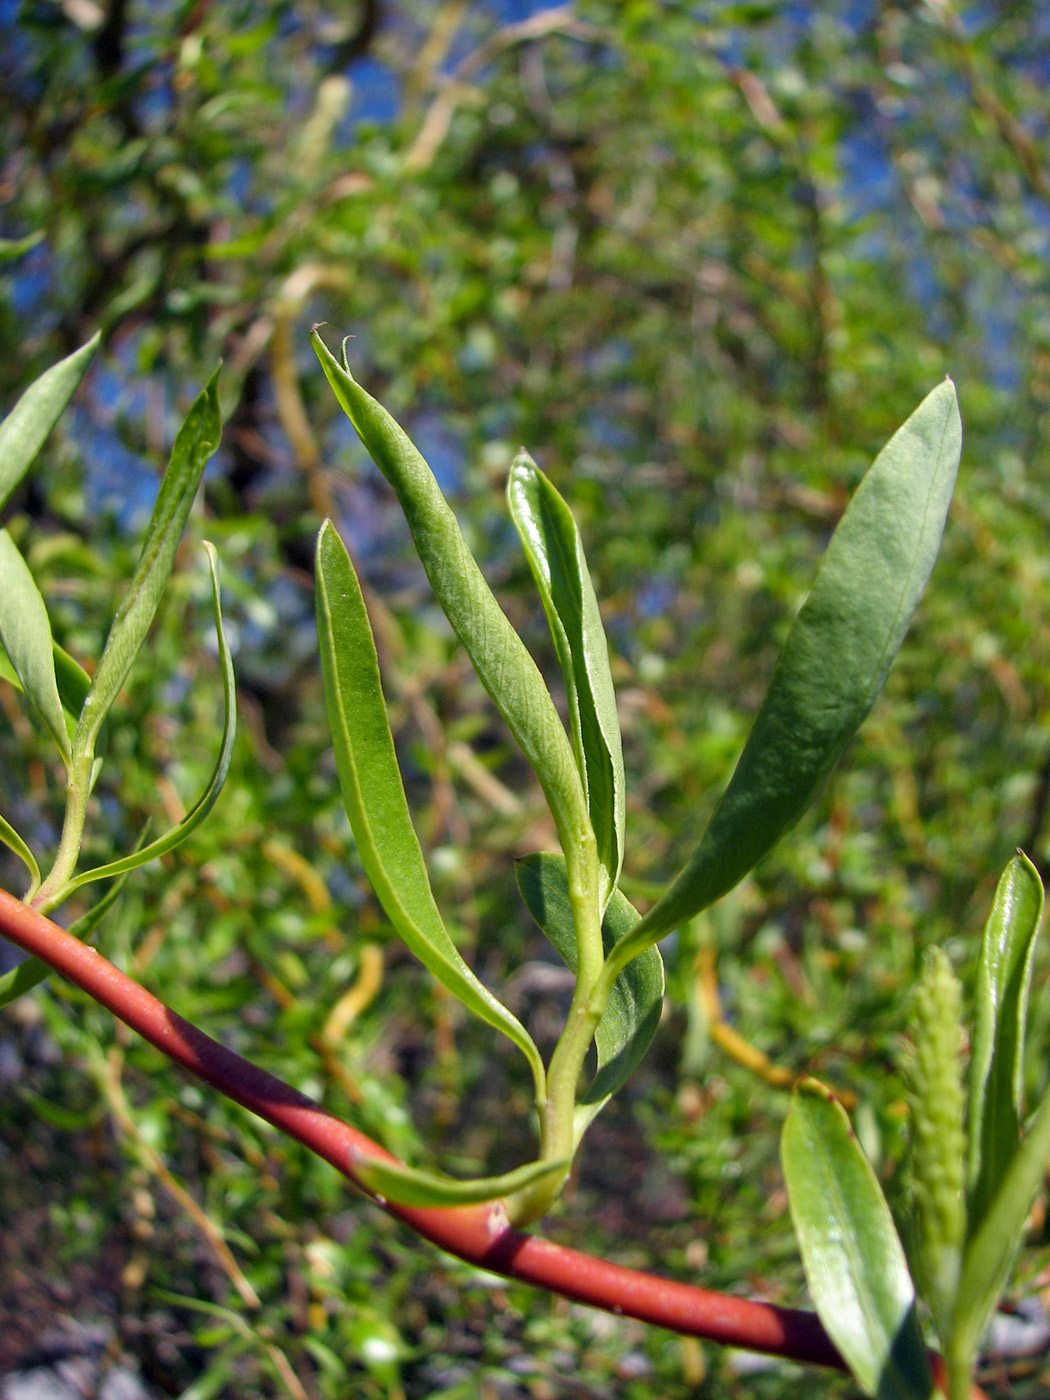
2 1 1049 1395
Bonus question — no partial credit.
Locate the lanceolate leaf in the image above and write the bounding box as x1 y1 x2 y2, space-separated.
315 519 545 1096
0 530 71 764
782 1079 933 1400
515 852 663 1107
0 332 100 511
508 455 625 903
967 852 1044 1228
954 1074 1050 1369
74 366 222 768
312 331 589 865
350 1149 567 1209
606 381 961 975
60 543 236 893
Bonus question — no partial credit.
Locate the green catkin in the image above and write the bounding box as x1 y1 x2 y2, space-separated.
907 946 966 1342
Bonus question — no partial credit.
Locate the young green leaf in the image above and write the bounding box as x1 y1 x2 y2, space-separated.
350 1149 568 1209
0 530 72 764
311 331 589 865
508 455 625 903
73 366 222 769
782 1079 934 1400
0 332 100 510
604 380 962 976
58 543 236 894
515 852 662 1113
315 519 546 1097
0 808 41 896
953 1072 1050 1371
966 852 1044 1227
0 863 133 1008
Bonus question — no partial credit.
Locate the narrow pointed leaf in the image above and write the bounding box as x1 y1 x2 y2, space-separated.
607 381 961 974
0 863 132 1008
954 1072 1050 1365
0 530 71 762
782 1079 933 1400
60 543 236 893
312 331 588 862
0 332 100 511
0 808 41 894
315 519 545 1093
515 852 663 1106
350 1149 567 1208
508 456 625 901
967 852 1044 1227
74 367 222 766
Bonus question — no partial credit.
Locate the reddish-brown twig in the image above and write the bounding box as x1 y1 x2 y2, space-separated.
0 886 842 1367
0 887 995 1396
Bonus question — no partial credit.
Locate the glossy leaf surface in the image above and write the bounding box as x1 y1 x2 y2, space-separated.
954 858 1048 1363
0 529 71 763
351 1150 567 1209
61 544 236 892
955 1073 1050 1366
315 519 545 1092
508 455 625 901
608 381 962 972
74 366 222 766
0 332 100 511
782 1079 933 1400
312 331 588 862
515 852 662 1106
966 852 1044 1227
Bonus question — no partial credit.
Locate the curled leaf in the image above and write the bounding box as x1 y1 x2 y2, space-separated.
351 1149 568 1209
60 542 236 893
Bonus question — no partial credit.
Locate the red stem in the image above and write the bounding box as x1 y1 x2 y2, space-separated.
0 886 841 1368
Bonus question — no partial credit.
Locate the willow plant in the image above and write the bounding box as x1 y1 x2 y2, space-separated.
783 853 1049 1400
309 327 961 1225
12 330 1044 1400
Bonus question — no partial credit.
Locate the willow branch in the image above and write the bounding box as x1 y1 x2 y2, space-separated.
0 885 840 1369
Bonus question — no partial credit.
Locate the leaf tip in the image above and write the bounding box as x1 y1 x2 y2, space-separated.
794 1075 838 1106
